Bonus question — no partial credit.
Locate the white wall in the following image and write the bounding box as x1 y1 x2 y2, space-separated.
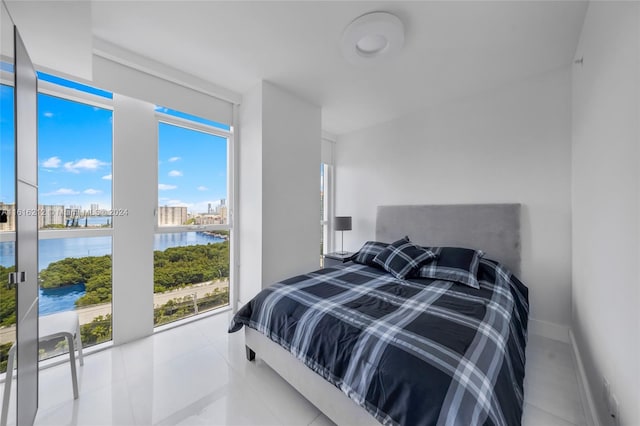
93 53 233 126
238 81 321 304
335 68 572 328
261 82 321 285
238 84 264 305
112 94 157 345
5 1 92 80
571 2 640 425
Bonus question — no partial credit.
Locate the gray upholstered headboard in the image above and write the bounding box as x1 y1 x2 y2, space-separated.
376 204 521 276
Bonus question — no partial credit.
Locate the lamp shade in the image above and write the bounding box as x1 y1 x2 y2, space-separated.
334 216 352 231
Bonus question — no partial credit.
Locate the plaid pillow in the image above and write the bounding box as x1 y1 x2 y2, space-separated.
373 237 438 280
352 241 390 267
416 247 484 289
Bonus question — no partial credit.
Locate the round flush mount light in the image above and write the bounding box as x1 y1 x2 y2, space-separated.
341 12 405 64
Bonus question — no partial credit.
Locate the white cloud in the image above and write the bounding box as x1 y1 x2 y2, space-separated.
43 188 79 196
83 189 102 195
102 174 112 180
168 170 183 177
64 158 107 173
168 157 181 162
43 112 54 118
197 186 208 191
42 156 61 168
158 184 177 190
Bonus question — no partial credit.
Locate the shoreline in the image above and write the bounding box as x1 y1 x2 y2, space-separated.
202 230 229 240
0 231 229 269
0 279 230 345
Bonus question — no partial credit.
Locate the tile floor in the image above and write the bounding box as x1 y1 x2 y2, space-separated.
0 311 586 425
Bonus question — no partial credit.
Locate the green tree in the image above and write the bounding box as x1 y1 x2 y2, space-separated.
0 265 16 327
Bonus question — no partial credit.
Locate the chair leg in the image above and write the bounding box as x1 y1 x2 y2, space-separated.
1 344 16 426
75 318 84 367
66 334 79 400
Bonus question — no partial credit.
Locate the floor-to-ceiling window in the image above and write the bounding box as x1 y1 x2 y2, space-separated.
37 74 114 359
153 108 231 327
0 72 114 368
0 73 16 374
0 69 236 372
320 163 332 265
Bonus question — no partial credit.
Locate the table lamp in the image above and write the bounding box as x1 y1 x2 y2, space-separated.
334 216 352 254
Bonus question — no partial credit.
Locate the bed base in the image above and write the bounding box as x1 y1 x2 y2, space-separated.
244 327 377 425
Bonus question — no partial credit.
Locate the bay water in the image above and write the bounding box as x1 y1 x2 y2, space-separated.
0 232 225 314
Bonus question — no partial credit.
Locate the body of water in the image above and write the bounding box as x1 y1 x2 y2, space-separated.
0 232 225 315
40 284 86 315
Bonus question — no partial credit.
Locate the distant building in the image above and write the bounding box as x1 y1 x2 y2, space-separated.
212 199 227 217
38 205 65 228
158 206 188 226
207 203 213 214
195 214 218 225
219 205 228 224
90 204 99 215
0 202 15 232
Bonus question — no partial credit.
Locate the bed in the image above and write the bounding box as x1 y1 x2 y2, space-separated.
229 204 528 425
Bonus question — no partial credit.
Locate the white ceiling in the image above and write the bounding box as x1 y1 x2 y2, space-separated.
91 1 588 135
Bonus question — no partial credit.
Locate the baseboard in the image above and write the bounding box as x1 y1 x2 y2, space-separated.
528 318 570 343
569 329 601 426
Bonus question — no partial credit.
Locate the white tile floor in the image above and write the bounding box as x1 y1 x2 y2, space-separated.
0 312 586 425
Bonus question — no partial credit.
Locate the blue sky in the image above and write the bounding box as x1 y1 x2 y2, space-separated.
37 92 113 209
0 84 15 204
1 75 228 214
158 122 227 213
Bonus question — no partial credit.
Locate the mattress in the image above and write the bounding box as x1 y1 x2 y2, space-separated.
230 259 528 425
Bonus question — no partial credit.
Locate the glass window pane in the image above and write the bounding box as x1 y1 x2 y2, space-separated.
0 248 15 374
153 231 229 326
0 81 15 375
320 164 325 262
0 84 15 232
39 236 112 359
38 92 113 230
321 164 325 221
37 71 112 99
158 122 228 226
155 106 229 131
0 237 113 363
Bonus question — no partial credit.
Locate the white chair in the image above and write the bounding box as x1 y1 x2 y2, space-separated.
1 311 83 426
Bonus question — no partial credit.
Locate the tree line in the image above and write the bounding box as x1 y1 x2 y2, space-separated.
0 241 229 323
0 242 230 373
1 287 229 373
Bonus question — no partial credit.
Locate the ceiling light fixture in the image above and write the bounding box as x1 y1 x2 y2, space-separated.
341 12 405 65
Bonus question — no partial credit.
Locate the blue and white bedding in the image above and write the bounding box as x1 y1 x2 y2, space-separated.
229 258 528 426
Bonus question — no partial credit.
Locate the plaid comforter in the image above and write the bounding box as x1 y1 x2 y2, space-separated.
229 259 529 426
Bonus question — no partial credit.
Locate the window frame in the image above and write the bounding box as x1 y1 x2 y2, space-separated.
0 76 115 244
152 109 235 326
321 163 334 254
0 70 117 355
154 111 233 234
